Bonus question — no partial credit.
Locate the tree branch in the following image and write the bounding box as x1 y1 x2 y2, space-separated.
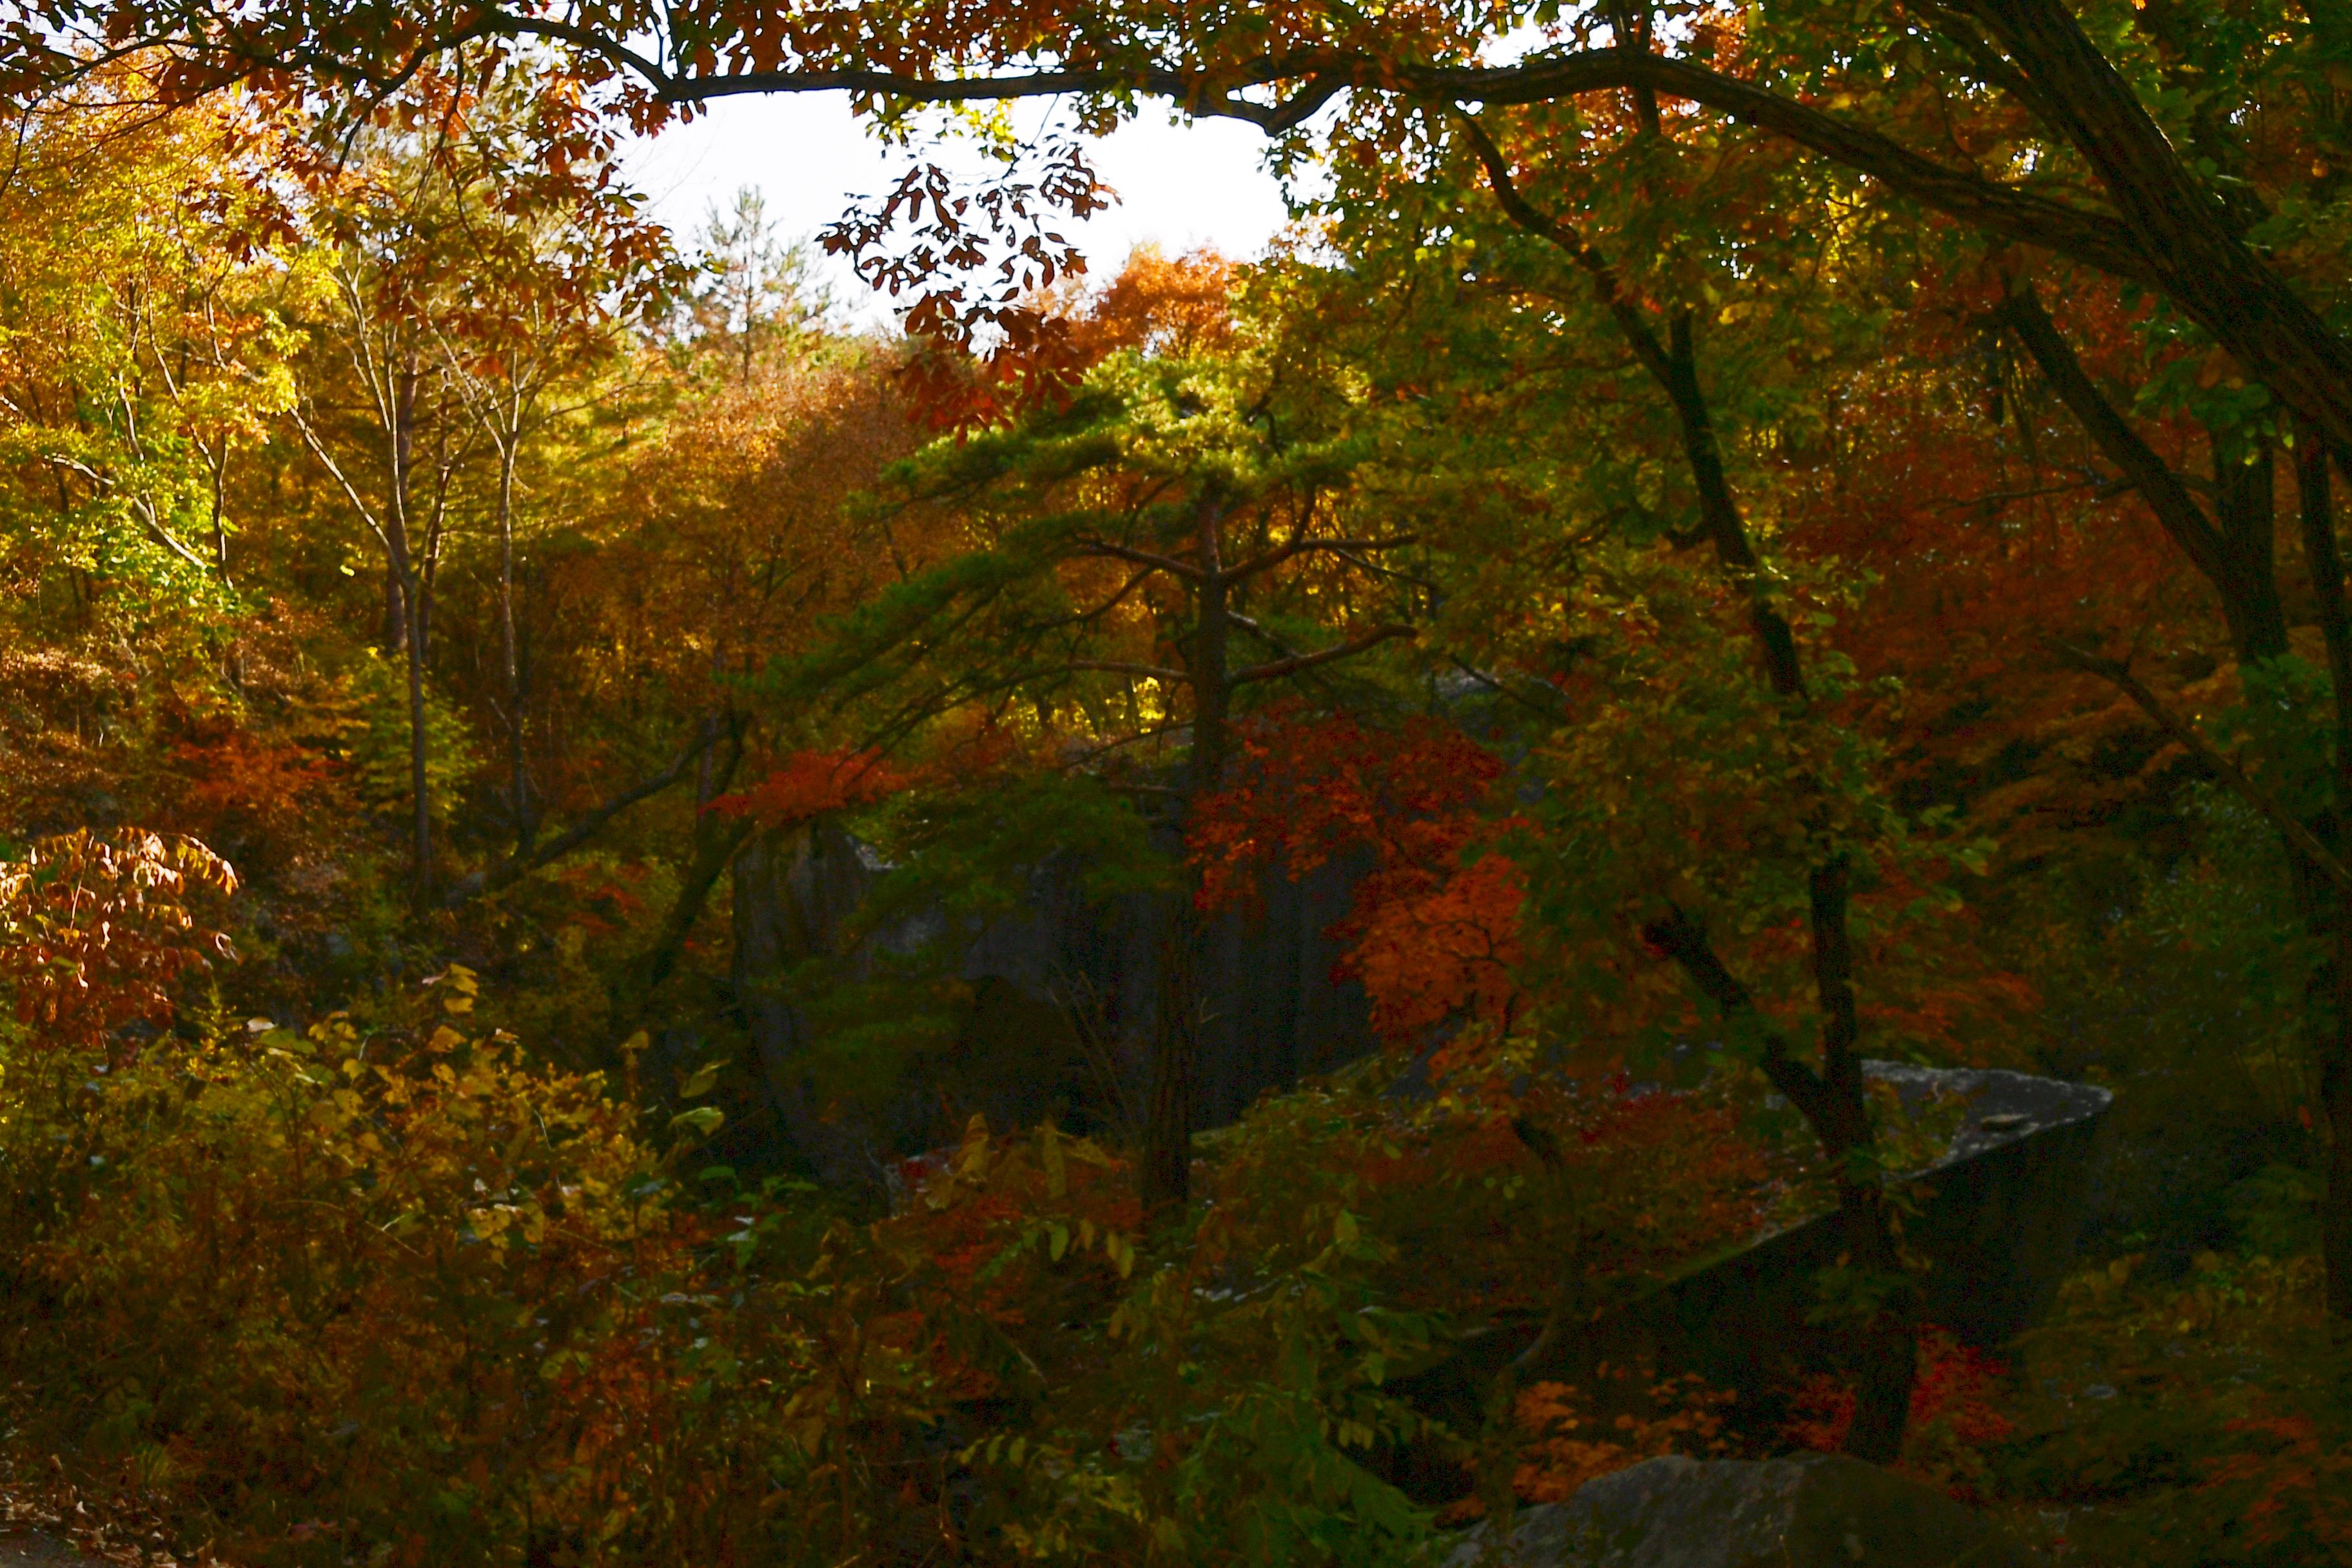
1452 111 1674 384
1230 623 1416 686
1638 902 1837 1133
1993 282 2230 583
1072 537 1204 580
1067 659 1191 684
2051 639 2352 894
444 722 720 906
1413 49 2151 281
1220 533 1418 585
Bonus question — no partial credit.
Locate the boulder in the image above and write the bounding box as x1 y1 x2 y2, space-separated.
729 820 1378 1180
1438 1454 2038 1568
1394 1064 2114 1449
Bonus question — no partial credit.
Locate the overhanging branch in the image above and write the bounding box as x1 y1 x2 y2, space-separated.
1230 623 1416 685
2051 640 2352 894
444 720 721 906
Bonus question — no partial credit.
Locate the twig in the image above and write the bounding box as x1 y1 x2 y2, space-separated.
2050 638 2352 893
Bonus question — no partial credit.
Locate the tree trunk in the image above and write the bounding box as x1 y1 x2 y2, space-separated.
496 424 531 854
1643 894 1914 1458
1141 495 1233 1215
207 452 230 581
1810 856 1916 1461
1141 910 1202 1213
2295 433 2352 1315
1658 304 1911 1456
1961 0 2352 456
383 557 407 652
405 585 433 903
2212 433 2288 662
1660 310 1804 699
1484 186 1913 1446
388 360 431 904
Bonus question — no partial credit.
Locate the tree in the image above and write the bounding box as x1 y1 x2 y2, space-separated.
291 57 672 902
0 70 298 632
687 186 828 384
1276 70 1946 1451
433 97 677 854
19 1 2352 456
553 319 919 1040
775 317 1417 1208
0 828 236 1061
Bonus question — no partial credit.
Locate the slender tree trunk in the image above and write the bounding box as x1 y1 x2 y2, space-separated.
207 453 230 581
389 361 432 903
1142 917 1202 1213
496 420 531 854
1660 311 1805 699
1142 496 1233 1215
1651 307 1912 1456
383 558 407 651
1461 119 1919 1436
2295 432 2352 1315
405 582 433 902
1810 856 1916 1461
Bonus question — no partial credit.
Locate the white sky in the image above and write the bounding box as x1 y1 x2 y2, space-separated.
622 95 1298 326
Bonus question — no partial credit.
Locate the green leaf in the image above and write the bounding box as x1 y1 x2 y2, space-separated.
1039 1121 1068 1198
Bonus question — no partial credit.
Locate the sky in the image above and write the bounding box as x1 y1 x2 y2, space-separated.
621 95 1300 327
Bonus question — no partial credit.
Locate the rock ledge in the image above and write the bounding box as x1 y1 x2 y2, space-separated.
1439 1453 2037 1568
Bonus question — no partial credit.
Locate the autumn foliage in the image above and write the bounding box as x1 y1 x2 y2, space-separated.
5 5 2352 1563
1191 709 1524 1043
709 747 911 828
0 830 236 1058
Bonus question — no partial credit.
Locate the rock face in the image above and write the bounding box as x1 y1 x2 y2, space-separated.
729 821 1377 1182
1393 1065 2114 1447
1438 1455 2038 1568
1612 1066 2116 1384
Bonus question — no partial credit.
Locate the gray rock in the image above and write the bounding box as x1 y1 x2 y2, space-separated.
0 1535 91 1567
1396 1064 2113 1449
730 820 1377 1181
1438 1455 2037 1568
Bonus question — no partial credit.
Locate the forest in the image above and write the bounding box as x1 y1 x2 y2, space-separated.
0 0 2347 1563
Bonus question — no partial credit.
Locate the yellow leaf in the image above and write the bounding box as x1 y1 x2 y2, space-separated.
669 1106 725 1139
678 1059 726 1099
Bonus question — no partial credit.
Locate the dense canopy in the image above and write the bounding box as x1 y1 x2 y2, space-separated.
0 2 2349 1564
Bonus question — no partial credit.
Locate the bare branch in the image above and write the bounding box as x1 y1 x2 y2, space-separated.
1220 534 1418 584
1073 537 1204 580
1067 659 1191 684
444 721 721 906
289 404 393 553
1231 623 1416 686
2052 640 2352 893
